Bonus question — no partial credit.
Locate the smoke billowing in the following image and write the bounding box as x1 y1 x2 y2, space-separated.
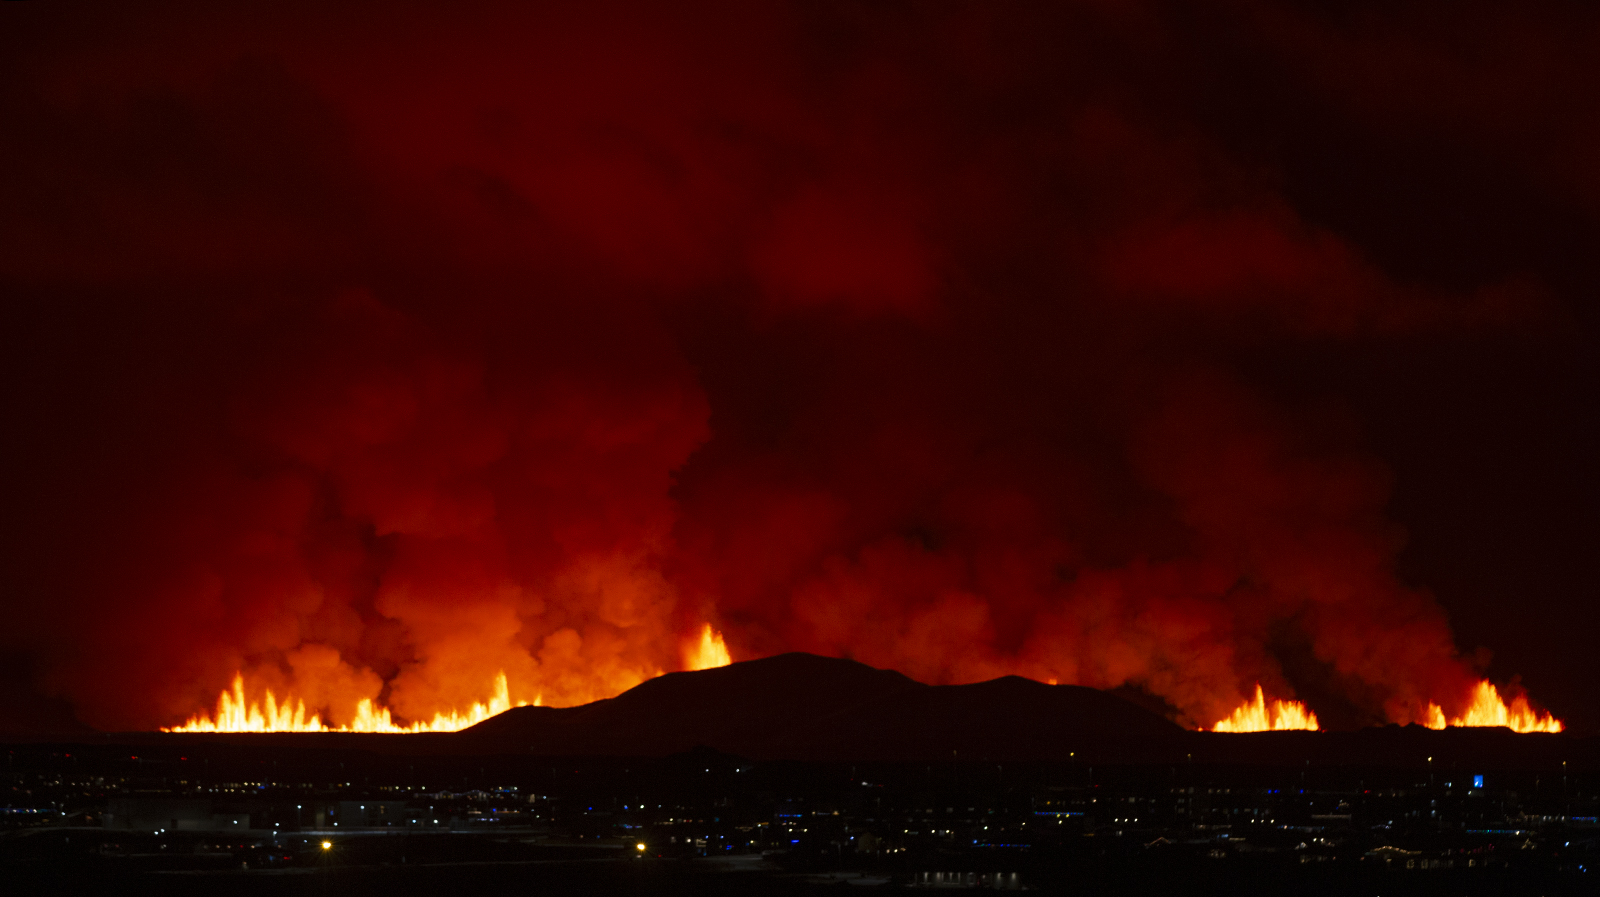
2 1 1595 732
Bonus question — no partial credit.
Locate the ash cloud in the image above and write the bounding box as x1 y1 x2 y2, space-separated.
0 1 1587 731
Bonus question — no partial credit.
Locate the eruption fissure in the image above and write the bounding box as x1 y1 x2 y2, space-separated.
1206 679 1563 733
163 671 531 734
1422 681 1564 734
1211 685 1320 732
165 625 737 734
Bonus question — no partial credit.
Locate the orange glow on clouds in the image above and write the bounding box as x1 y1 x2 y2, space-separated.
0 0 1582 749
1211 684 1319 732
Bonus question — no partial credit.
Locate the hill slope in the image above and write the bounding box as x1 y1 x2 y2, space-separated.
462 653 1185 761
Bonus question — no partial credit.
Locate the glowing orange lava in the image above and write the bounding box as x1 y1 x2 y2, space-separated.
1422 680 1563 733
165 624 734 733
163 673 325 733
162 671 533 733
684 623 733 671
1211 684 1320 732
164 638 1561 737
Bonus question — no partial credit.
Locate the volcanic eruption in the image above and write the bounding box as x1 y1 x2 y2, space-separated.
0 1 1586 738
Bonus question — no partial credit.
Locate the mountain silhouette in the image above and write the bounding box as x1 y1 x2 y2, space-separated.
461 653 1184 761
68 653 1590 768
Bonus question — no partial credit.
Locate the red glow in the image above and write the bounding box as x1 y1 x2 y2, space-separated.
0 2 1571 736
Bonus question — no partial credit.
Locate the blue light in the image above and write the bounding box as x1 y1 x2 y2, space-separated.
1473 775 1484 788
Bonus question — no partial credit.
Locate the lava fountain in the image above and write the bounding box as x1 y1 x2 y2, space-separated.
1423 680 1564 733
165 624 736 733
684 623 733 672
1211 684 1320 732
162 671 530 734
1208 679 1563 733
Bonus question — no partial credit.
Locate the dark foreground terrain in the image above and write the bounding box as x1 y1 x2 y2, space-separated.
8 854 1595 897
2 744 1594 897
3 656 1594 894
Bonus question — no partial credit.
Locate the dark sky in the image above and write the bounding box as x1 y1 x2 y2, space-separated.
1 0 1595 734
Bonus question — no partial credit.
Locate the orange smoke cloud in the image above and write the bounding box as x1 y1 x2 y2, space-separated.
0 1 1578 735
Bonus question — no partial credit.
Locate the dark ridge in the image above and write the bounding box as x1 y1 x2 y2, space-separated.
30 653 1597 768
458 654 1183 762
466 651 923 755
767 674 1187 763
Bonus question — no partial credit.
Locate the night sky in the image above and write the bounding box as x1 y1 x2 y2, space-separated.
1 1 1595 734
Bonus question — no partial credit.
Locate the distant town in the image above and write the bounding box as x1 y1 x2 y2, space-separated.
2 739 1594 894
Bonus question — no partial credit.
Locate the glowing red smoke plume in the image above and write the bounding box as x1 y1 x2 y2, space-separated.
0 1 1576 735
